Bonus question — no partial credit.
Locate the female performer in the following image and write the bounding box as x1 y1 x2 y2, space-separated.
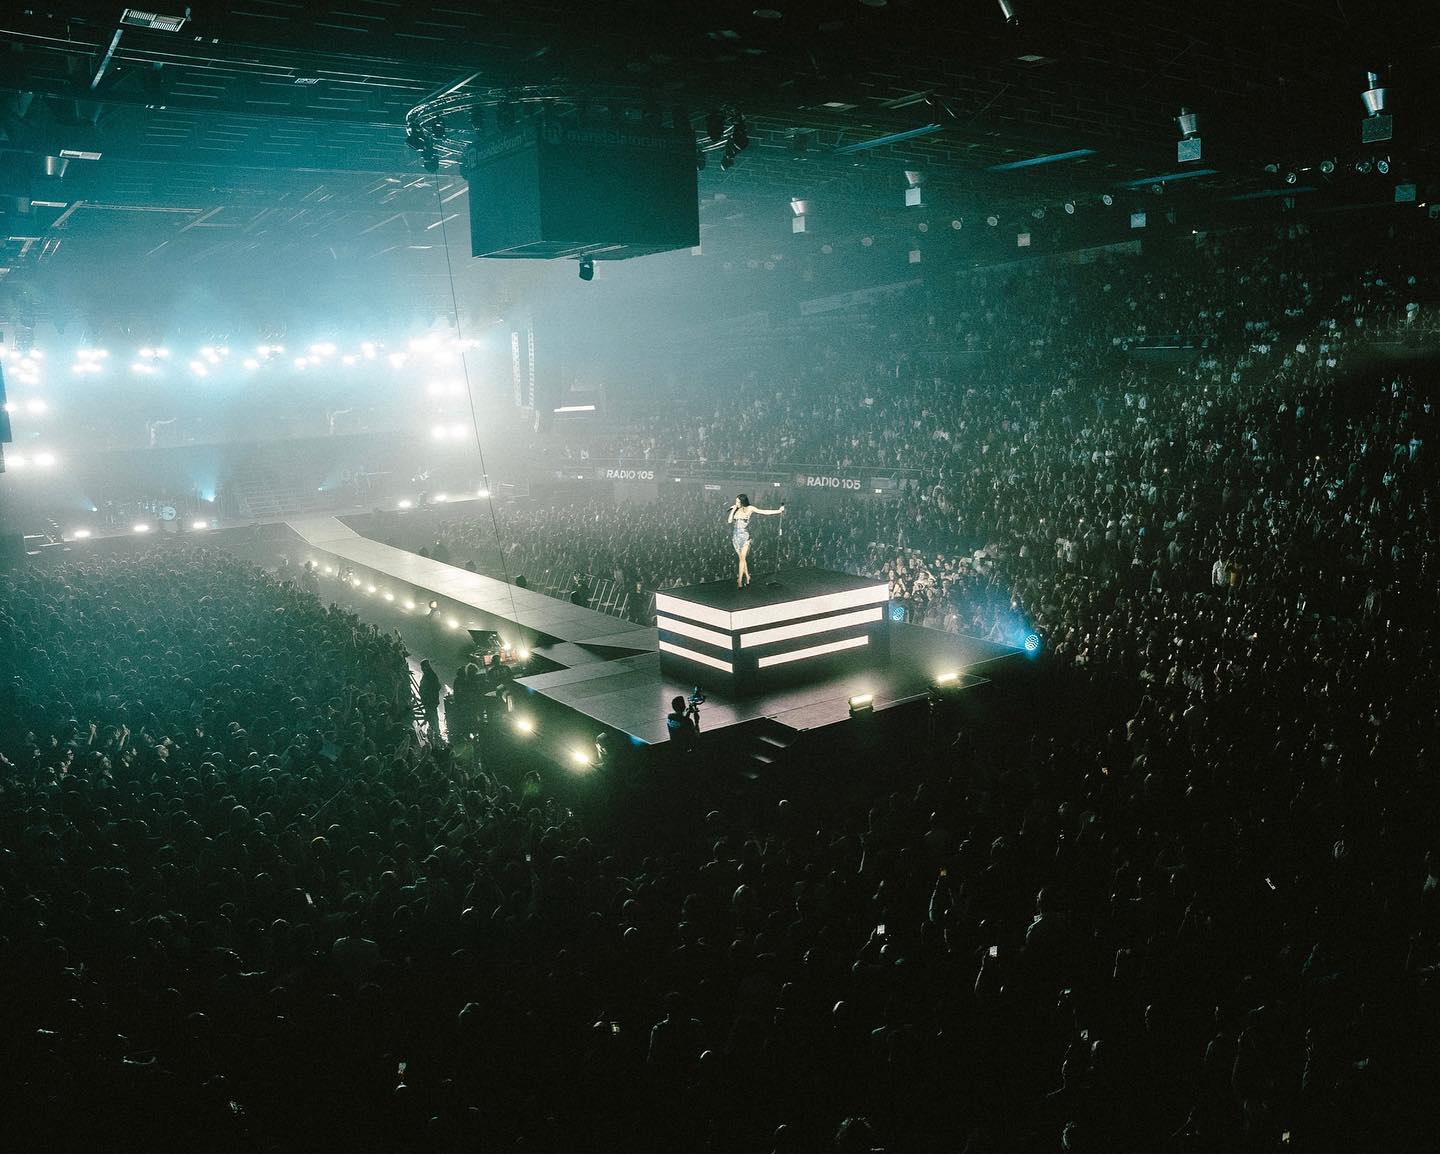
727 493 785 588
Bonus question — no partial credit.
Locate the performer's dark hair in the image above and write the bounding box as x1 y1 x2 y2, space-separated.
736 494 750 507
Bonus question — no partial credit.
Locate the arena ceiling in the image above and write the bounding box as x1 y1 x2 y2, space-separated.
0 0 1432 329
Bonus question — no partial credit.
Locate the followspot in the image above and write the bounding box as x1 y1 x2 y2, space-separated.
1361 71 1388 117
578 256 595 281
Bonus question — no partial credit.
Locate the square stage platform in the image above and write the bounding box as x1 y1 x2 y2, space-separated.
655 568 891 691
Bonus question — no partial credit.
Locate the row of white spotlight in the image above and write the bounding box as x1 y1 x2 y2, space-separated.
395 488 490 510
0 335 485 379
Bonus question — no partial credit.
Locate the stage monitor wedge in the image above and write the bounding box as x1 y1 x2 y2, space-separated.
467 121 699 260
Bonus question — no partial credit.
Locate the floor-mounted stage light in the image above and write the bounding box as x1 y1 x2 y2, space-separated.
578 256 594 281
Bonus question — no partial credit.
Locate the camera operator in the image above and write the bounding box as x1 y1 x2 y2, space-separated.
666 692 700 754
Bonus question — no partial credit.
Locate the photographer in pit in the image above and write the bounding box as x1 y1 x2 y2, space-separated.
666 690 702 754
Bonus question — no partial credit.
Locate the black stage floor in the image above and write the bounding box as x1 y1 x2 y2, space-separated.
516 621 1022 745
659 567 887 616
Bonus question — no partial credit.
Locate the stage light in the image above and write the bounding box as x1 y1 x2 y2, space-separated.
951 218 963 229
242 358 260 370
578 256 594 281
1376 155 1390 174
33 452 56 467
383 592 394 601
477 488 491 499
366 584 377 594
434 493 449 502
1320 158 1336 175
449 423 466 439
324 565 335 574
6 455 25 468
790 197 807 216
309 342 336 357
1024 633 1041 653
154 347 170 358
934 671 959 685
1354 158 1373 174
1361 70 1388 117
514 716 534 734
403 600 416 611
398 499 413 509
569 748 592 770
191 519 208 530
986 215 999 227
1101 193 1114 206
1064 200 1076 214
848 693 875 716
25 399 46 415
517 648 530 660
139 346 155 358
133 523 151 533
997 0 1018 24
431 425 446 440
446 617 461 630
70 528 92 539
1177 107 1199 138
293 357 309 369
189 360 208 377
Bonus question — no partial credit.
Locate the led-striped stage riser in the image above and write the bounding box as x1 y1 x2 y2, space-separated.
656 572 891 690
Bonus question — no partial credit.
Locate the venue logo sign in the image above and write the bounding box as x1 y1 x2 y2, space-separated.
599 467 656 482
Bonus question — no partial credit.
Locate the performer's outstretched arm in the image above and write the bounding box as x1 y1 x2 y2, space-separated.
751 504 787 516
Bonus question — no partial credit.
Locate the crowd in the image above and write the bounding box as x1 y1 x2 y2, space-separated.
3 215 1439 1152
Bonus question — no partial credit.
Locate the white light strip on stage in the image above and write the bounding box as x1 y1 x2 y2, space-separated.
656 583 891 632
757 634 869 669
654 592 733 631
731 585 890 631
656 615 733 650
740 606 884 649
659 640 734 673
